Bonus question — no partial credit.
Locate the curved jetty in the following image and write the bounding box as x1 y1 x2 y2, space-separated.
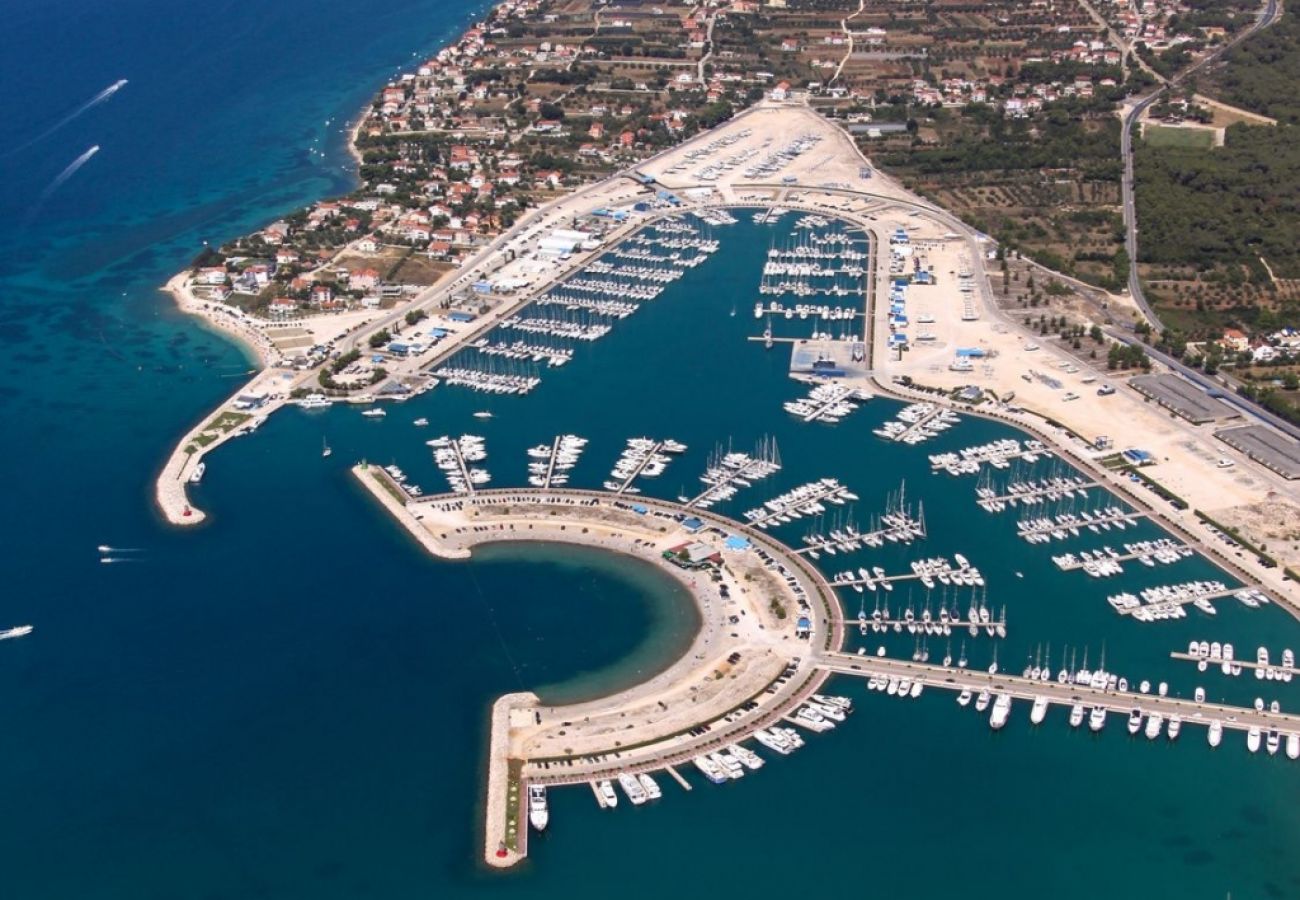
353 468 840 867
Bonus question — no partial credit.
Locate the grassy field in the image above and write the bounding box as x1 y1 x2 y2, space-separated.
1143 124 1216 149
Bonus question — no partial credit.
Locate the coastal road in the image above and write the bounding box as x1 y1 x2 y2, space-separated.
1120 0 1282 328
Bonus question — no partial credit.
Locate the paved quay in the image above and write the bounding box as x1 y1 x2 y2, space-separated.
817 651 1300 736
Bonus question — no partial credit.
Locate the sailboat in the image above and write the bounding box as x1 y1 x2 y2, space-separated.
322 437 332 458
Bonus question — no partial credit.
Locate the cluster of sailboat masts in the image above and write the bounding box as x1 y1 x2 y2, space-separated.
437 217 719 396
930 439 1049 475
1016 505 1142 543
800 487 926 556
854 589 1006 638
758 228 868 298
470 336 572 367
433 361 541 395
684 437 783 509
975 466 1093 512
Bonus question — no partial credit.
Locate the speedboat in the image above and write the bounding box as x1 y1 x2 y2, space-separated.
957 689 972 707
1267 728 1281 756
1127 708 1143 735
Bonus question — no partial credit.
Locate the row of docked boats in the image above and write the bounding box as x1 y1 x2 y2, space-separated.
930 439 1047 474
602 437 687 492
783 382 869 424
1184 638 1297 682
1051 539 1189 578
974 469 1092 512
1016 505 1140 543
526 434 587 488
873 403 960 445
1106 579 1229 620
743 478 858 527
427 433 490 493
687 438 782 509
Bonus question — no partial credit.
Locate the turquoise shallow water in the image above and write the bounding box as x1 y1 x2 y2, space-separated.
2 2 1300 898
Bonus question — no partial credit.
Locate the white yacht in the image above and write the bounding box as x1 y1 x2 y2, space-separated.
975 689 992 712
1069 704 1084 728
618 772 648 805
361 408 386 418
693 755 727 784
956 689 972 707
1247 726 1262 753
1287 733 1300 761
598 780 619 807
1088 706 1107 732
1127 708 1143 735
1167 714 1181 740
1208 720 1223 748
1144 713 1164 740
188 461 206 484
528 785 549 831
637 772 662 800
1267 728 1281 756
1029 696 1049 725
989 694 1012 730
0 625 33 641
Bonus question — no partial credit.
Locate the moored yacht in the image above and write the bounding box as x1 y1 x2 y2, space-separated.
1208 719 1223 748
528 785 549 831
989 694 1012 730
1088 706 1107 732
1247 726 1262 753
1069 703 1084 728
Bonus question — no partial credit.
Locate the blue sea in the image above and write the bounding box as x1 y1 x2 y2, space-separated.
2 2 1300 898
